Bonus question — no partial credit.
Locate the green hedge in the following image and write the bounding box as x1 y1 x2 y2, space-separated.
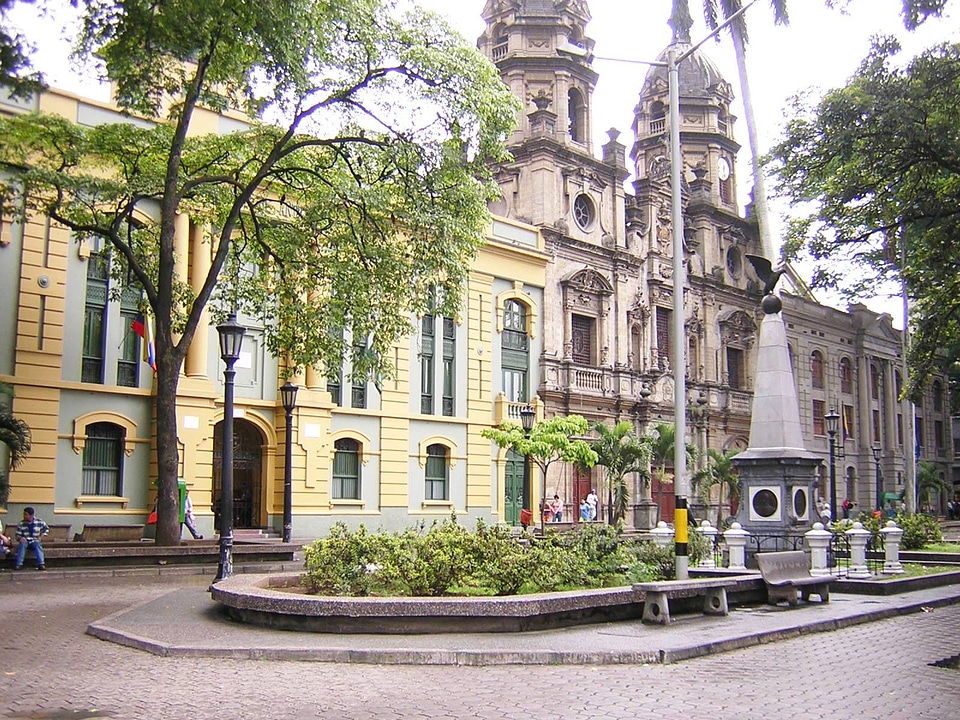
302 516 685 597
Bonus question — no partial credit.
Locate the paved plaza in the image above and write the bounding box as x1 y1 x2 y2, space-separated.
1 571 959 720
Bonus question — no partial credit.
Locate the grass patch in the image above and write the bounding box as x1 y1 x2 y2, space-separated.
917 542 960 554
900 563 960 577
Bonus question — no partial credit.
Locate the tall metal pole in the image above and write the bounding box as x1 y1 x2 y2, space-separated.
216 358 237 582
215 314 244 584
873 445 883 512
668 47 689 579
282 403 294 543
828 433 837 524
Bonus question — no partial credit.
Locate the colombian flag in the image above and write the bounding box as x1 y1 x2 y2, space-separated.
132 312 157 373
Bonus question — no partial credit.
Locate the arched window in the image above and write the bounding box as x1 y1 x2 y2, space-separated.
650 101 666 135
82 422 124 496
502 299 529 402
811 350 824 390
332 438 360 500
568 88 586 143
839 357 853 394
425 444 449 501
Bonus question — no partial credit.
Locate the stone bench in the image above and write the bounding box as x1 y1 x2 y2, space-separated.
73 525 145 543
634 577 732 625
46 525 72 543
756 550 831 606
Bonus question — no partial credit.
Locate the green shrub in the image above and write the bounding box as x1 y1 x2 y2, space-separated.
302 523 391 596
463 520 532 596
303 519 690 597
896 512 943 550
623 541 674 582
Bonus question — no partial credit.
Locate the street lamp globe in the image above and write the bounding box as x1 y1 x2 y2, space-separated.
217 313 245 363
519 404 536 434
281 381 299 413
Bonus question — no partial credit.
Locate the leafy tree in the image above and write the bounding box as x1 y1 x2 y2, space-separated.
0 0 43 96
0 382 32 506
825 0 952 30
482 414 598 528
770 39 960 395
584 421 651 525
691 447 740 526
0 0 518 544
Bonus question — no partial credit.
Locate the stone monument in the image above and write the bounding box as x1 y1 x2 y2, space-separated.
733 260 821 540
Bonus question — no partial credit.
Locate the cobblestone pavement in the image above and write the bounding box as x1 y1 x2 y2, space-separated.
1 575 958 720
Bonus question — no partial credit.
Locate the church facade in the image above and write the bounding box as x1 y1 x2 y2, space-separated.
476 0 952 522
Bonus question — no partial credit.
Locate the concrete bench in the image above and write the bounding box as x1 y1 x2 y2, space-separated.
756 550 831 606
46 525 72 543
634 577 732 625
73 525 145 543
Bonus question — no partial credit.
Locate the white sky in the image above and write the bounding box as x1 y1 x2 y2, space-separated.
10 0 958 326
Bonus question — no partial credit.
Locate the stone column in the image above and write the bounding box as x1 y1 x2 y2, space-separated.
845 521 872 578
185 222 211 378
880 520 905 575
804 522 833 576
723 522 749 571
696 520 718 568
650 521 674 548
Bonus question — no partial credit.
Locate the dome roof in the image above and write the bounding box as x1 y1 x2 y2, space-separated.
643 43 730 100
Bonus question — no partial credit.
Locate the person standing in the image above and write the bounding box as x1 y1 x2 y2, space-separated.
550 494 564 522
14 506 49 570
182 491 203 540
586 489 599 521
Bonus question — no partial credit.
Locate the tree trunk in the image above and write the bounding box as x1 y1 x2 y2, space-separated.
731 27 776 262
154 335 183 546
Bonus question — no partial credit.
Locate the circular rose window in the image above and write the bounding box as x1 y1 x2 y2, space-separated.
573 193 595 231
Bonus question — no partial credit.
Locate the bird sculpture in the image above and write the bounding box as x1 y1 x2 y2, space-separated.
745 254 786 296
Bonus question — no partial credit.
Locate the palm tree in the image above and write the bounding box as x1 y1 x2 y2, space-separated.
586 421 652 524
0 384 32 506
649 422 696 521
699 0 789 263
916 460 950 514
692 448 741 526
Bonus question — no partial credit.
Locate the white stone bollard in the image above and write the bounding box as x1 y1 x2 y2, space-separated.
804 522 833 577
880 520 905 575
650 520 675 548
845 522 872 578
697 520 718 568
723 522 749 571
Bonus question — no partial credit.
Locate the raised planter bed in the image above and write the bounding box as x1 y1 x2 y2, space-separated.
210 572 766 634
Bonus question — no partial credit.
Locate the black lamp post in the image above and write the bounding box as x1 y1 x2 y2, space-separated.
280 381 299 544
215 313 245 583
519 404 536 534
825 408 840 523
872 443 883 512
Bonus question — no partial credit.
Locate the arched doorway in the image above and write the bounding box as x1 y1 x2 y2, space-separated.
213 418 264 529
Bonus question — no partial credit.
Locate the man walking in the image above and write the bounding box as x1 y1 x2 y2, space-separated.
14 506 49 570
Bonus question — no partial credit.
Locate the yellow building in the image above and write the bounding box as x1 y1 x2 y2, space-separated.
0 86 549 538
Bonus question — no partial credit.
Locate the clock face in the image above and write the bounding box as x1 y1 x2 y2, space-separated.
718 157 731 181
